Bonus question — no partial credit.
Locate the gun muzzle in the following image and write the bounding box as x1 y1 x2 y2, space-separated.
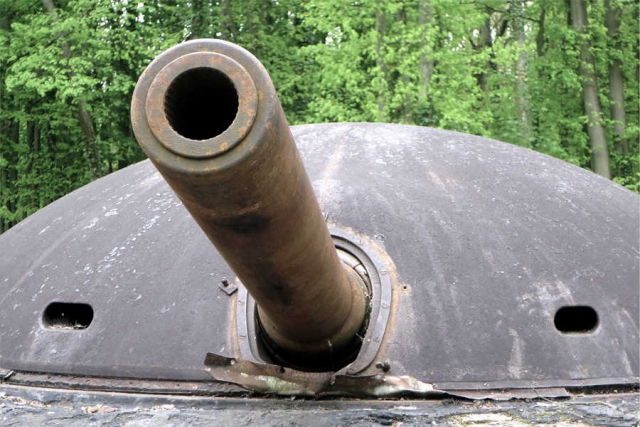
131 40 366 369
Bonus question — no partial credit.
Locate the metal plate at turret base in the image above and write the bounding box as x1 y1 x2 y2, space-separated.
2 384 638 426
0 124 637 396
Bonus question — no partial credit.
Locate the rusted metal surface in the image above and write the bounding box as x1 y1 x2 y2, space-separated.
130 40 366 367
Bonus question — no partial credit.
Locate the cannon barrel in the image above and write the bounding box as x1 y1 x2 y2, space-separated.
130 40 367 368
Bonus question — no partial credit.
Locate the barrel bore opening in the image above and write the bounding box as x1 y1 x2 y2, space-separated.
164 67 238 140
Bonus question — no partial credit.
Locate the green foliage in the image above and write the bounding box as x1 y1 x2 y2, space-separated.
0 0 638 233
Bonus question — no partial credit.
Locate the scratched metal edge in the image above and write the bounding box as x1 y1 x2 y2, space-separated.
0 370 246 396
1 383 639 427
433 377 640 391
2 368 637 399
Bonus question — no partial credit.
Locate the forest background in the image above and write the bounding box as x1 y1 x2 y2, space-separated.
0 0 638 233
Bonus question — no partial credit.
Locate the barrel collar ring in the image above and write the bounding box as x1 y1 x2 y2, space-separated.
144 51 258 159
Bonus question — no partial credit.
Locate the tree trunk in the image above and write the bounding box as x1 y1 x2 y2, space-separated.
605 0 628 156
26 121 36 212
220 0 237 41
42 0 101 178
375 0 387 120
246 1 256 54
190 0 206 39
536 8 546 57
77 101 99 175
8 121 19 224
418 0 434 105
0 5 10 232
570 0 611 179
475 15 493 94
0 166 5 233
511 0 532 147
0 69 5 232
396 5 412 123
471 12 496 132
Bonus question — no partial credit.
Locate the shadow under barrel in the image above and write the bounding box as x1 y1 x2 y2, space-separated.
130 39 367 370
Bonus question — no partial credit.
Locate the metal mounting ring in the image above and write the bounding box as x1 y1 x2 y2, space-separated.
235 225 394 374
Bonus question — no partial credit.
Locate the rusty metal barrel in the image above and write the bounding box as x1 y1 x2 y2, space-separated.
130 39 367 368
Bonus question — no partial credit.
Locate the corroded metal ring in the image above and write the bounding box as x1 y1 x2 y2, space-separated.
144 52 258 159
